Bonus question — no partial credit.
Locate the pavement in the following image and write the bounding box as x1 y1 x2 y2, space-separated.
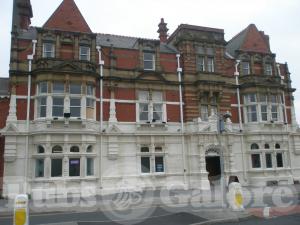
0 184 299 225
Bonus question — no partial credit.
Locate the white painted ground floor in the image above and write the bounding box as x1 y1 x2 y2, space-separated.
2 120 300 199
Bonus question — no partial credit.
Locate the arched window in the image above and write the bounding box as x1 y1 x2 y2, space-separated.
264 144 270 149
86 145 93 153
70 146 80 153
37 145 45 154
275 143 281 149
52 145 63 153
251 143 259 150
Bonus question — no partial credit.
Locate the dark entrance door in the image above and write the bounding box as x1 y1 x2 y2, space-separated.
205 156 221 181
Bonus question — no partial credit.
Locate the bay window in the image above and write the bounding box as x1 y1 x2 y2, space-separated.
244 93 284 123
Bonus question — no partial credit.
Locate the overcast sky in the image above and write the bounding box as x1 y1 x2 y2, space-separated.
1 0 300 122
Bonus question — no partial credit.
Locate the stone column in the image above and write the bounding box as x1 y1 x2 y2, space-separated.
7 85 17 122
108 89 117 123
198 144 210 190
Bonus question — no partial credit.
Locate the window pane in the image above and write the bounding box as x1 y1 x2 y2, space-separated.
52 145 63 153
201 105 208 121
51 158 62 177
271 105 278 121
261 105 268 121
265 64 272 75
70 98 81 117
86 98 95 108
39 82 48 94
38 97 47 118
247 105 257 122
153 103 163 121
80 46 90 61
141 147 149 152
43 43 54 58
139 103 149 121
276 153 283 167
144 52 154 70
35 159 44 177
87 85 94 96
69 158 80 176
70 84 81 94
251 154 261 168
265 153 272 168
38 145 45 154
53 83 64 93
70 146 80 152
155 156 164 172
152 91 163 101
207 57 214 72
197 56 205 72
144 61 154 70
52 97 64 117
242 62 250 75
139 91 149 101
141 157 150 173
86 158 94 176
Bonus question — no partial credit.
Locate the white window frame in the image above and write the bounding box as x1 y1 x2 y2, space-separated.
143 52 155 71
241 61 250 75
265 64 273 75
79 46 90 61
139 145 165 174
43 43 55 58
137 91 165 122
207 57 215 73
197 56 205 72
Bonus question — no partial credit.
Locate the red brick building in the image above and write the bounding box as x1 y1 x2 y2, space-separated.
1 0 300 198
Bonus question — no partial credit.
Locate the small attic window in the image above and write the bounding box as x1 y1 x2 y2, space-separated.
79 46 90 61
143 52 155 71
43 43 55 58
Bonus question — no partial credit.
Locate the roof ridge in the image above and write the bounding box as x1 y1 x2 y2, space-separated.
97 33 159 41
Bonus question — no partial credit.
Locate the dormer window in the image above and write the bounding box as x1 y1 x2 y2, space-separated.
241 61 250 75
79 46 90 61
43 43 55 58
265 64 272 75
143 52 155 71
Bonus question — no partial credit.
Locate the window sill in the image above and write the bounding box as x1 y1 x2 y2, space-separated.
137 122 167 130
31 176 97 182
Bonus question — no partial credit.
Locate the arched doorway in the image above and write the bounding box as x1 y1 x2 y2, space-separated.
205 146 221 182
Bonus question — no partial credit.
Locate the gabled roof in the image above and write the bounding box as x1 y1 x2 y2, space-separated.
226 24 271 56
43 0 92 33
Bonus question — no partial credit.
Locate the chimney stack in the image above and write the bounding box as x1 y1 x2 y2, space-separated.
157 18 169 43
